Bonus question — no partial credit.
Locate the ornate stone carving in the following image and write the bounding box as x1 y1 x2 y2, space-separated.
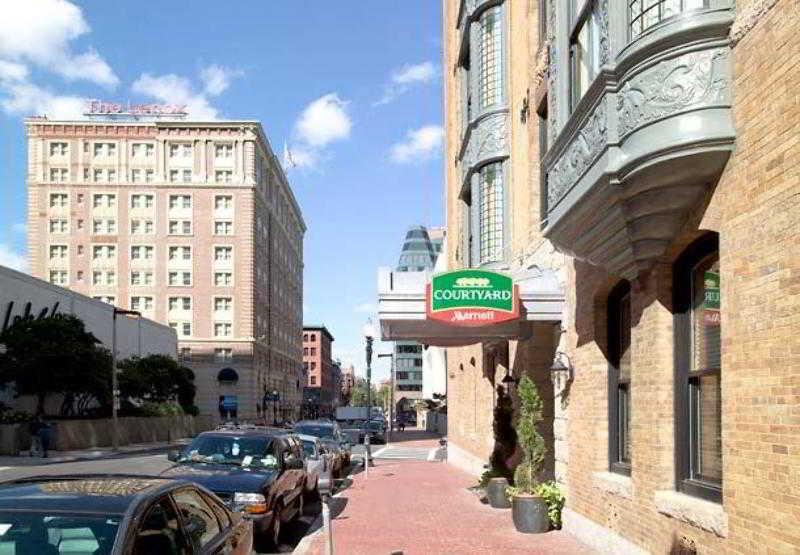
532 41 550 92
547 0 558 144
617 49 730 138
460 112 509 181
547 97 608 210
597 0 610 66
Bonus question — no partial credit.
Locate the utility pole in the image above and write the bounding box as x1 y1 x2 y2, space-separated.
363 319 375 477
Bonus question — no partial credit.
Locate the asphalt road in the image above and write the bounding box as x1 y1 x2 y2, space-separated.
0 450 356 554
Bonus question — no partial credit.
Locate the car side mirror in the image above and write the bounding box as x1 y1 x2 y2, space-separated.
167 450 180 462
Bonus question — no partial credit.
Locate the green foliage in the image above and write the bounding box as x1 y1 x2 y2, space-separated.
138 402 184 417
0 409 34 424
535 481 565 528
118 355 196 413
477 467 505 489
489 385 517 483
513 376 545 494
0 314 111 416
349 378 378 408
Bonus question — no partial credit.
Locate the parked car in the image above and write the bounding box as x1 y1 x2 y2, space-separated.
0 474 253 554
293 420 351 470
297 434 333 498
163 428 306 551
367 420 386 444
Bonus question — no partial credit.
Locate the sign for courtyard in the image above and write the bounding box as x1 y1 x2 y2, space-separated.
703 270 720 326
427 270 519 327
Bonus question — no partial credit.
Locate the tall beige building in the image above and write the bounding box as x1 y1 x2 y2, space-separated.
25 113 305 421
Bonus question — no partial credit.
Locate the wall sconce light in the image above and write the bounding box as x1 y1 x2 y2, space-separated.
501 368 517 387
550 351 573 384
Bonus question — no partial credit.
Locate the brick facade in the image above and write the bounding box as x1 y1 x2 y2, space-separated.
443 0 799 552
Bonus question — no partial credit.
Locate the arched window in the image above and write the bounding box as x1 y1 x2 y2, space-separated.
608 280 632 475
674 233 721 502
217 368 239 384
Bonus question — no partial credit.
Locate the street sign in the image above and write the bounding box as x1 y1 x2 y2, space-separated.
426 269 519 327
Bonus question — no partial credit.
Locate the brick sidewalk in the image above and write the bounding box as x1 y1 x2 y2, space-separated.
302 438 593 555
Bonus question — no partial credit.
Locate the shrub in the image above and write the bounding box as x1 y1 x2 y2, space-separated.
512 376 545 494
535 481 565 529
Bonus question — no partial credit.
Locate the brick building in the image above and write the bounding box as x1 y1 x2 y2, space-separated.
25 114 305 421
412 0 799 553
302 326 335 417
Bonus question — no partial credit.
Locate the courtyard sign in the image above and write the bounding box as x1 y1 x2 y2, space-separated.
426 270 519 327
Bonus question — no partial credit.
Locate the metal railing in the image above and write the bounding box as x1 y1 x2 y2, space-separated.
629 0 707 40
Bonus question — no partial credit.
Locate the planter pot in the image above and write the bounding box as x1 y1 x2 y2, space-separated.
512 495 549 533
486 477 511 509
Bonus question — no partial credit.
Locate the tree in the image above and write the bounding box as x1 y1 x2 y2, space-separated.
349 377 378 407
117 354 197 413
489 384 518 483
0 314 112 416
513 376 545 494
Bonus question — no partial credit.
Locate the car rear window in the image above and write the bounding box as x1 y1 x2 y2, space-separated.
0 512 120 555
294 425 333 438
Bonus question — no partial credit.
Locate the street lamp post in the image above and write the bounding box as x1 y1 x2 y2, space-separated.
377 352 394 443
362 319 375 476
272 390 279 426
111 308 141 450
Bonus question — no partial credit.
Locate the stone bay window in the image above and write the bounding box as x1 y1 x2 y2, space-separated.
456 0 510 268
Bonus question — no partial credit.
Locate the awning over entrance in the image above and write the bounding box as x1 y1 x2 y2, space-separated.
377 266 564 347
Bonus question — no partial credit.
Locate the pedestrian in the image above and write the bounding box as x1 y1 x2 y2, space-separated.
38 418 51 458
28 416 42 457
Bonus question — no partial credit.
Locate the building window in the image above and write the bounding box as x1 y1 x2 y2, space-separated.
131 219 154 235
214 297 232 312
629 0 705 40
49 142 68 156
92 219 117 235
674 233 721 502
214 322 232 337
608 280 632 475
49 168 69 183
214 221 233 235
215 195 233 211
168 220 192 235
168 271 192 286
168 246 192 261
215 170 233 183
130 271 154 286
49 219 67 233
49 193 68 208
49 270 68 285
49 245 68 260
214 272 233 286
169 321 192 338
303 347 309 356
169 143 192 158
214 246 233 262
92 194 116 209
310 376 317 385
478 163 504 264
131 296 153 312
92 270 116 286
215 144 233 158
569 0 601 111
92 245 116 260
179 347 192 362
131 194 154 209
168 297 192 312
131 245 154 260
478 6 503 109
168 195 192 210
215 348 233 362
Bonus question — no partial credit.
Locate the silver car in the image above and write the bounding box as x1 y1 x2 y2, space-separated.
298 434 333 499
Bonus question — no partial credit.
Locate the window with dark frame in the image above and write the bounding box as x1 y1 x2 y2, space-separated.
674 233 722 502
537 94 549 224
608 280 632 475
569 0 600 112
628 0 707 41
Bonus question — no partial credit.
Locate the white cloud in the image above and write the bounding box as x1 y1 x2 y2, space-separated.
285 93 352 171
132 72 215 120
295 93 351 148
392 62 437 85
0 244 27 272
200 64 243 96
0 60 27 82
390 125 444 163
375 61 437 106
0 0 118 87
0 79 86 119
354 302 376 314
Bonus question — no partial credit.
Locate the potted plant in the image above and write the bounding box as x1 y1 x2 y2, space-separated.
507 376 549 533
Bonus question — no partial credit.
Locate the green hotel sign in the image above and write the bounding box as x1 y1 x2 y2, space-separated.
426 270 519 327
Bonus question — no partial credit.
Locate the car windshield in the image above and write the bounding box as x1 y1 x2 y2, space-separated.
294 425 334 439
178 435 277 468
0 512 120 555
369 422 382 430
301 440 317 457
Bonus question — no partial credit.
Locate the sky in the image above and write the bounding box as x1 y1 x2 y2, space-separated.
0 0 445 381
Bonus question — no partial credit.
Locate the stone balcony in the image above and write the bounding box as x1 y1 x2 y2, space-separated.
541 4 736 280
